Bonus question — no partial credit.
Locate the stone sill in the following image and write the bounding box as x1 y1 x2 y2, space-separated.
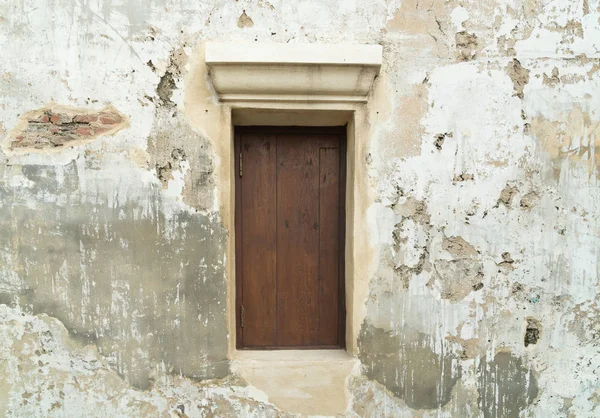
232 349 354 363
231 349 357 415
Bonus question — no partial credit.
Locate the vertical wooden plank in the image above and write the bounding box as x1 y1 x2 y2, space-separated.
318 145 341 346
276 135 320 346
235 135 243 349
338 137 347 348
240 134 277 347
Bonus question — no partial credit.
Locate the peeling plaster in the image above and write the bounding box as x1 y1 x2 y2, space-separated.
1 0 600 416
2 104 129 155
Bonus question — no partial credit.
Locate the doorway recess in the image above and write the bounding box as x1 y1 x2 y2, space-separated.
204 41 382 355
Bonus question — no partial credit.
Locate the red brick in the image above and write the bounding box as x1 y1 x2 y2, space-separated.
73 114 98 123
77 127 93 136
49 113 74 124
99 113 122 125
31 114 50 123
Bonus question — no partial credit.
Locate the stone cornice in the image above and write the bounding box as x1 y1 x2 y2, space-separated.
206 42 382 104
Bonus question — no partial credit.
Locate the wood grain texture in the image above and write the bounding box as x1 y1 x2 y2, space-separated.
276 135 320 346
318 146 340 345
235 136 243 349
239 134 277 347
235 127 346 349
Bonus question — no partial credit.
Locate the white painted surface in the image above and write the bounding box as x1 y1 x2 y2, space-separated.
0 0 599 416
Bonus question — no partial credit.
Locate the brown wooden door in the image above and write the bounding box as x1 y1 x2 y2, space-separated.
235 126 346 349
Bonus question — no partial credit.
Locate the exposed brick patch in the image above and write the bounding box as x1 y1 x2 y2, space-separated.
4 104 128 153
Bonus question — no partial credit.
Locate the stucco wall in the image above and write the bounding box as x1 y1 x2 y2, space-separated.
1 0 599 416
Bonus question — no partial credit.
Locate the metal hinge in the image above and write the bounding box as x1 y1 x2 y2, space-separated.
239 152 243 177
240 305 244 328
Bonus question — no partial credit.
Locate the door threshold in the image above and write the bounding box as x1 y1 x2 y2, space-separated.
231 348 353 363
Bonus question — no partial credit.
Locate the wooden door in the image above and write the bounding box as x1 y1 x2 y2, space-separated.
235 126 346 349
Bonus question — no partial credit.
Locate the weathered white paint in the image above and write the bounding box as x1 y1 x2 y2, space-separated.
0 0 599 416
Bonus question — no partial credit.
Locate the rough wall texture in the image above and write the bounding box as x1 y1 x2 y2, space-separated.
0 0 599 417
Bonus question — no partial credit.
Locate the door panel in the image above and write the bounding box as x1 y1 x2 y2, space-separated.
318 147 341 345
276 135 320 346
239 135 277 347
236 127 346 349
